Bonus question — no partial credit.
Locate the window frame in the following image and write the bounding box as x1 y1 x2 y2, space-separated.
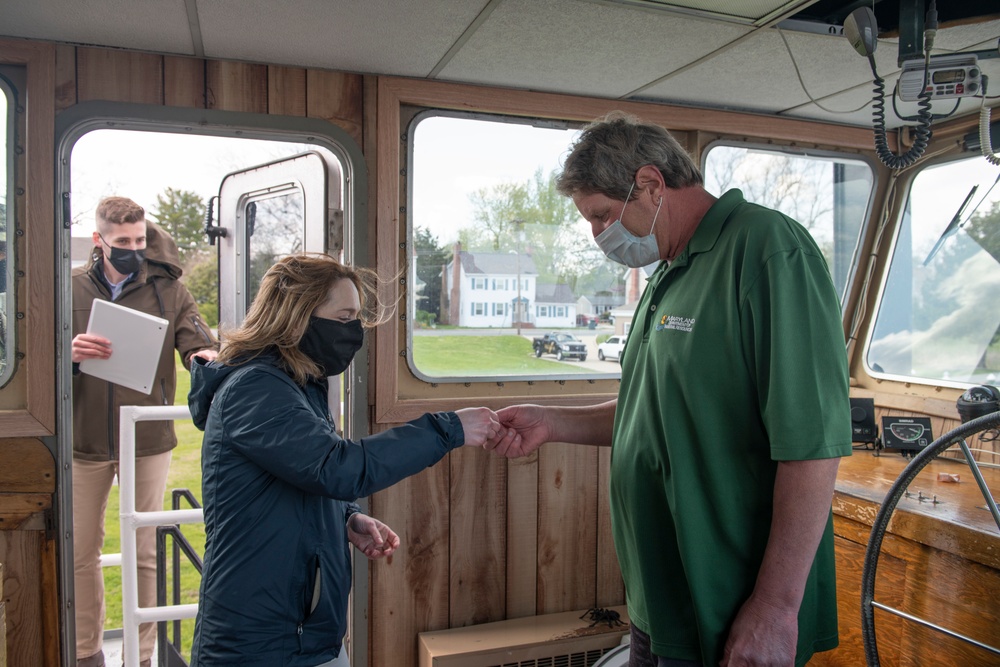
862 153 1000 389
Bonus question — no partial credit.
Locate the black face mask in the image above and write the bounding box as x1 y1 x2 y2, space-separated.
107 247 146 275
100 235 146 276
298 316 364 377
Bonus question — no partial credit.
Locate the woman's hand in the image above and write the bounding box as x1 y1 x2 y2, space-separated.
455 407 503 448
347 512 400 560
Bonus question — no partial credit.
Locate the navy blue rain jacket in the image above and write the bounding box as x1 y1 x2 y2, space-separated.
188 355 465 666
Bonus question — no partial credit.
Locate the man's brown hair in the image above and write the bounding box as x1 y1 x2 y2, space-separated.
95 196 145 234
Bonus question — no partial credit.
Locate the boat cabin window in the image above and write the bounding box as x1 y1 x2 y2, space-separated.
866 156 1000 387
703 144 875 304
408 112 632 382
0 74 13 386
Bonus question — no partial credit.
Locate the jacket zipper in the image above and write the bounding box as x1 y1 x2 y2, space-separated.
191 315 213 346
107 382 116 460
160 378 168 406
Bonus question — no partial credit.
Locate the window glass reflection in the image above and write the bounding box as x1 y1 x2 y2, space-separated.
867 158 1000 385
0 79 11 382
703 145 874 303
245 191 305 309
409 114 628 382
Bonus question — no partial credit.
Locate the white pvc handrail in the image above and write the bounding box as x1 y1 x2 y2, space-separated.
119 404 203 667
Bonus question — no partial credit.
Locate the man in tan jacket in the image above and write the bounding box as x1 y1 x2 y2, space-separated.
71 196 218 667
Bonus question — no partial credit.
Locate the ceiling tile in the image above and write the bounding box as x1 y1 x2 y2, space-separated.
196 0 490 75
438 0 749 99
0 0 194 54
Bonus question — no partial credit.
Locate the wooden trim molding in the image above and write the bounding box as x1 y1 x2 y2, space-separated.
0 38 56 436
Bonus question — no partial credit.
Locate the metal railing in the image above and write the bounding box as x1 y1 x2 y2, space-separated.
156 488 204 667
119 405 203 667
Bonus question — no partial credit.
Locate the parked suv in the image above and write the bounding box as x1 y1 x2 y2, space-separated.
533 332 588 361
597 335 627 362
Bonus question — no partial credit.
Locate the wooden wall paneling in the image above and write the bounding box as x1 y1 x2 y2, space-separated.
53 44 76 111
306 70 362 148
0 530 42 666
77 48 163 104
370 466 452 667
448 449 506 627
205 61 266 113
361 74 378 271
899 546 1000 650
373 78 402 422
505 452 538 618
267 66 306 117
0 440 54 494
163 56 205 109
39 535 59 667
809 531 907 666
0 561 5 667
595 446 623 608
884 541 1000 666
536 443 598 614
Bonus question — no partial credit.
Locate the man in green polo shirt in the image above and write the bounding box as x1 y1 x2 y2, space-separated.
488 112 851 667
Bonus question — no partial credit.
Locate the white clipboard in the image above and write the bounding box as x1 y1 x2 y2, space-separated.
78 299 169 394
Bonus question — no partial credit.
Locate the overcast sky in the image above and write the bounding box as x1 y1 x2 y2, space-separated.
68 118 583 246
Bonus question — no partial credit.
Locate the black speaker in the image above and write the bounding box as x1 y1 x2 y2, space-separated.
850 397 877 443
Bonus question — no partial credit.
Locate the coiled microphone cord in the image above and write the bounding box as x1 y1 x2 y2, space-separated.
867 53 933 169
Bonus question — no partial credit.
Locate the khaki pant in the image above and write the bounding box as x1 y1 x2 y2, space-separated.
73 451 172 662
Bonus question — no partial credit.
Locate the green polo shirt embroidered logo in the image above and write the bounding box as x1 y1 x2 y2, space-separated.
655 315 695 332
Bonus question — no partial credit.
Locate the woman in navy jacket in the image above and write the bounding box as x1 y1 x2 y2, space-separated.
188 253 500 667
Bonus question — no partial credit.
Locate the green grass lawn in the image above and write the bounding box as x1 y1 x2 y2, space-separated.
412 334 590 375
98 333 577 659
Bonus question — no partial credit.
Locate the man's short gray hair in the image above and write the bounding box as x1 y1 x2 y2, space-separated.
556 112 702 201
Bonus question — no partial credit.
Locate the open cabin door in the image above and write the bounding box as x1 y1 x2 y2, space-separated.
212 150 345 422
215 150 342 325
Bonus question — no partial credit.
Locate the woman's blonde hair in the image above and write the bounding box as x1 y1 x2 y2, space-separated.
217 253 388 384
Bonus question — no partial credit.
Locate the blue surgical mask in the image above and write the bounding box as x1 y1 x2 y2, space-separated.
594 182 663 268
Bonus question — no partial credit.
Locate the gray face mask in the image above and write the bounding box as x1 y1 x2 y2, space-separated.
594 182 663 268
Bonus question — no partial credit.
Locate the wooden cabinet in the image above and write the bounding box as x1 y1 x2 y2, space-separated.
813 452 1000 666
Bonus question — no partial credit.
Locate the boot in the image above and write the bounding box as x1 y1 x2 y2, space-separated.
77 651 106 667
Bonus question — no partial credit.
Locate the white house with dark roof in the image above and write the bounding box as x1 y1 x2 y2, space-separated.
534 283 577 328
445 249 540 328
576 293 625 322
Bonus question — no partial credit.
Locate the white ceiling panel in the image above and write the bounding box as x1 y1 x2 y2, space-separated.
0 0 195 55
438 0 749 99
598 0 816 24
920 18 1000 54
195 0 491 76
636 30 830 115
0 0 996 131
